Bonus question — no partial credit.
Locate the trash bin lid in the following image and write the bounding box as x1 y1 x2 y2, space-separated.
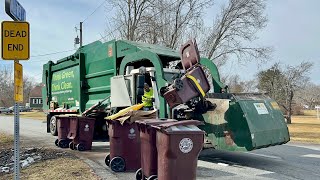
152 120 204 134
135 119 177 126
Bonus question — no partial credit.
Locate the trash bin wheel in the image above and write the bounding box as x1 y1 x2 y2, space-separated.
69 142 75 150
135 168 143 180
105 154 110 166
110 157 126 172
147 175 157 180
54 139 59 147
173 78 183 91
58 140 69 148
76 143 86 151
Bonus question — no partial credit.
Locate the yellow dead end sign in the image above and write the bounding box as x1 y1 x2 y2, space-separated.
14 61 23 102
1 21 30 60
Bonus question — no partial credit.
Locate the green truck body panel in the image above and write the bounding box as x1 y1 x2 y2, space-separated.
42 39 289 152
51 66 80 107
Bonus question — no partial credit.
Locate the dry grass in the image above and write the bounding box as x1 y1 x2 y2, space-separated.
0 111 46 120
19 111 46 120
1 158 100 180
287 115 320 144
0 132 13 148
303 110 318 116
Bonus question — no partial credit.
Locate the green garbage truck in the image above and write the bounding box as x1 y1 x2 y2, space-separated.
42 39 290 151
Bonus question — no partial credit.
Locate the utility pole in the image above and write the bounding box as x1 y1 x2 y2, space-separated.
80 22 83 48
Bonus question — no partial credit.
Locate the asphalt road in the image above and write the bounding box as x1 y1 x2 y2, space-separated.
1 115 320 180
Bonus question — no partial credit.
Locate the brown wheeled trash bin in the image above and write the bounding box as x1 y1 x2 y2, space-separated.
106 120 141 172
135 119 177 180
67 116 95 151
163 65 210 108
55 116 71 148
152 120 204 180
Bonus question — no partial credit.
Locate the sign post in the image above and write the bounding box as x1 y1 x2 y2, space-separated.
13 96 20 180
3 1 28 180
13 61 23 180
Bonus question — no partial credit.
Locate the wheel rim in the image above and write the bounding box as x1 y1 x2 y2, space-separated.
135 168 142 180
110 157 125 172
58 140 67 148
174 79 184 90
77 144 85 151
147 175 157 180
50 118 56 133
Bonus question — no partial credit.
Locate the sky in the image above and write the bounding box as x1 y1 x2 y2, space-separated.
0 0 319 84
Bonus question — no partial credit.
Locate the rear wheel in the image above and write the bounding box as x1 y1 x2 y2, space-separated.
110 157 125 172
50 116 58 136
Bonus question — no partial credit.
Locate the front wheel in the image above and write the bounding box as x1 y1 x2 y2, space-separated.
135 168 143 180
50 116 58 136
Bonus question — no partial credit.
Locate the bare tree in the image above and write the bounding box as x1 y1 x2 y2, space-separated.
0 65 14 107
295 83 320 110
201 0 271 67
23 76 36 104
224 75 244 93
224 74 257 93
257 62 313 124
282 62 313 123
145 0 212 49
0 65 36 107
109 0 212 49
110 0 152 41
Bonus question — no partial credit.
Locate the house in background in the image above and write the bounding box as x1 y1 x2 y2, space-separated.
29 86 43 109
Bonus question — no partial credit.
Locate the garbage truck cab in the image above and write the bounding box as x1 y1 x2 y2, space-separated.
43 39 289 152
110 67 183 113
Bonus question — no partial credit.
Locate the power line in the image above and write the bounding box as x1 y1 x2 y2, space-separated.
30 49 77 58
29 0 181 61
82 0 108 23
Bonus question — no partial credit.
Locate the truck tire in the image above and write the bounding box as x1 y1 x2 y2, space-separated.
50 116 58 136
